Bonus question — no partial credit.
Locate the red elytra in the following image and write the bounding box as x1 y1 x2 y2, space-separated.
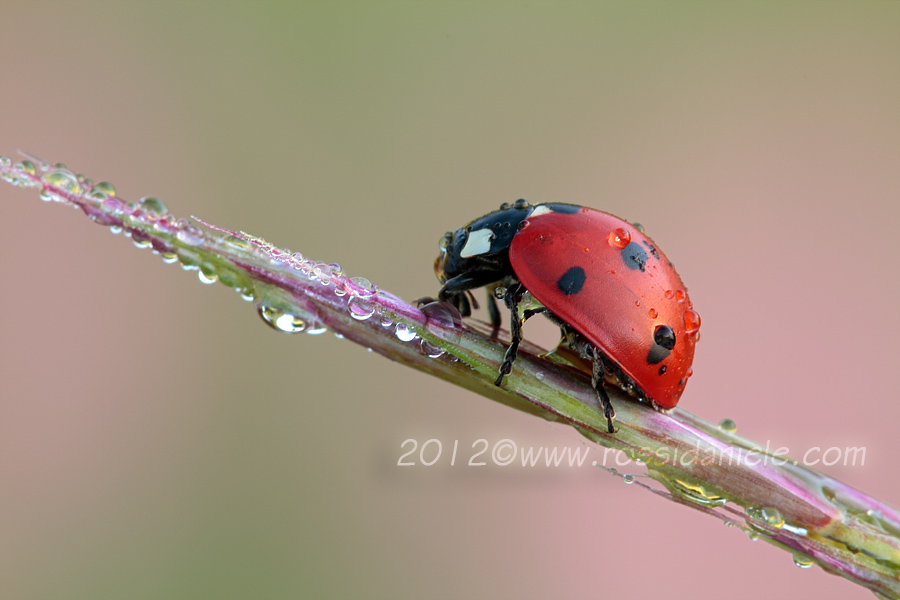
434 200 700 432
509 206 698 409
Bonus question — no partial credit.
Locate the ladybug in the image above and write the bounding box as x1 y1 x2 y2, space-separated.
434 199 700 434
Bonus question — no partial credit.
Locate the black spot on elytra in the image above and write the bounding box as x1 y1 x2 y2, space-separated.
647 326 676 365
654 325 676 350
647 345 670 364
622 242 648 272
658 365 667 375
557 266 586 295
542 203 581 214
641 240 660 260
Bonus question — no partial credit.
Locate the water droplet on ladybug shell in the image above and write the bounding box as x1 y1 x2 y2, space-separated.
607 227 631 249
648 308 658 319
683 309 701 335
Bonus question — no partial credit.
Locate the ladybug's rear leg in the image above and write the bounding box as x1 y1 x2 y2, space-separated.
591 347 617 434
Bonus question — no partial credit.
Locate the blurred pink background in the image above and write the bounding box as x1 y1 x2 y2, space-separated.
1 3 898 599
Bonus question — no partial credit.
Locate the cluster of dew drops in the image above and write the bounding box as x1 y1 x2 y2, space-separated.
1 155 446 359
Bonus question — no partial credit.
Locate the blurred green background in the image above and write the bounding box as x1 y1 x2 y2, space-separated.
1 2 898 598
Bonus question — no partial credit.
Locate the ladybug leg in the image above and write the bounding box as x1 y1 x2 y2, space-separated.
591 347 617 434
485 289 501 333
495 283 526 386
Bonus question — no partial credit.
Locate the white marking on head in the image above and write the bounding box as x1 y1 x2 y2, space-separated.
530 205 553 218
460 228 494 258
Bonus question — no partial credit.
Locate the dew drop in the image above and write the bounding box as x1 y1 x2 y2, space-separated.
161 252 178 264
223 235 250 250
334 286 347 297
350 276 376 296
15 160 36 176
348 296 376 320
665 289 675 300
648 308 658 319
421 302 463 328
0 156 10 166
198 266 218 284
494 286 507 300
535 372 545 382
623 474 635 484
420 339 444 358
40 169 81 201
380 315 394 327
258 304 307 333
136 197 168 218
132 235 152 249
176 221 204 246
93 181 117 197
607 227 631 249
632 222 645 233
675 290 686 302
792 553 814 569
395 323 417 342
747 506 785 529
109 225 123 235
719 418 737 434
239 288 255 302
306 322 328 335
683 309 701 335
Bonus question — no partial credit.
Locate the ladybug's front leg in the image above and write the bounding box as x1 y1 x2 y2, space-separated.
495 283 526 386
591 347 617 434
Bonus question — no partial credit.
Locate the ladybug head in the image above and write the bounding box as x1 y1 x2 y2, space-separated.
434 200 534 315
434 199 533 285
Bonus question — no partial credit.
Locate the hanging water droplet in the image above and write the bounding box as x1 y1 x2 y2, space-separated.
137 196 169 219
632 222 645 233
198 265 218 284
348 296 376 320
607 227 631 249
380 315 394 327
0 156 10 166
161 252 178 264
623 474 635 484
683 309 701 335
258 304 307 333
494 286 507 300
719 418 737 434
535 372 545 381
350 276 376 296
792 553 814 569
667 478 727 506
334 286 347 297
109 225 123 235
306 322 328 335
40 169 81 201
239 287 255 302
395 323 417 342
328 263 343 277
132 233 152 249
420 339 444 358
